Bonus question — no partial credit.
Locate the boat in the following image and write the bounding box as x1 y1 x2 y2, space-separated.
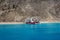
25 17 40 24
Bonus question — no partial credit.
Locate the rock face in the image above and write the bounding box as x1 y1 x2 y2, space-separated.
0 0 60 22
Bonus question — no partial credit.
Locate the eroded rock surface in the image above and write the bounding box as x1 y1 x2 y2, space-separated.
0 0 60 22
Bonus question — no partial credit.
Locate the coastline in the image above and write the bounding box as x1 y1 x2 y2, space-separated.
40 21 60 23
0 22 24 24
0 21 60 24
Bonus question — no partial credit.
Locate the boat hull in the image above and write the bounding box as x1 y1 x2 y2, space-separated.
26 22 39 24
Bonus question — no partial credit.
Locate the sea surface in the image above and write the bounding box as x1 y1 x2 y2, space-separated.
0 23 60 40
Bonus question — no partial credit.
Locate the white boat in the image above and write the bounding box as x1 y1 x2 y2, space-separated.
25 17 40 24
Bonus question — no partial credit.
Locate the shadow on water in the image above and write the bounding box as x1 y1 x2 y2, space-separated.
0 23 60 40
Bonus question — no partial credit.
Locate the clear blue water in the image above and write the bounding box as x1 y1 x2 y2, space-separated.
0 23 60 40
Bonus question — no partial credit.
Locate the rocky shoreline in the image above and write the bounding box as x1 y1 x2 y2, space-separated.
0 0 60 22
0 21 60 24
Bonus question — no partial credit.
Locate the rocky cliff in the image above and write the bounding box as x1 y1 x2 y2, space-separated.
0 0 60 22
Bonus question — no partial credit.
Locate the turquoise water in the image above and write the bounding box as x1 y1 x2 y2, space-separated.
0 23 60 40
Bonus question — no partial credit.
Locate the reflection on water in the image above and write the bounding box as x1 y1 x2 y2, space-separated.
0 23 60 40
